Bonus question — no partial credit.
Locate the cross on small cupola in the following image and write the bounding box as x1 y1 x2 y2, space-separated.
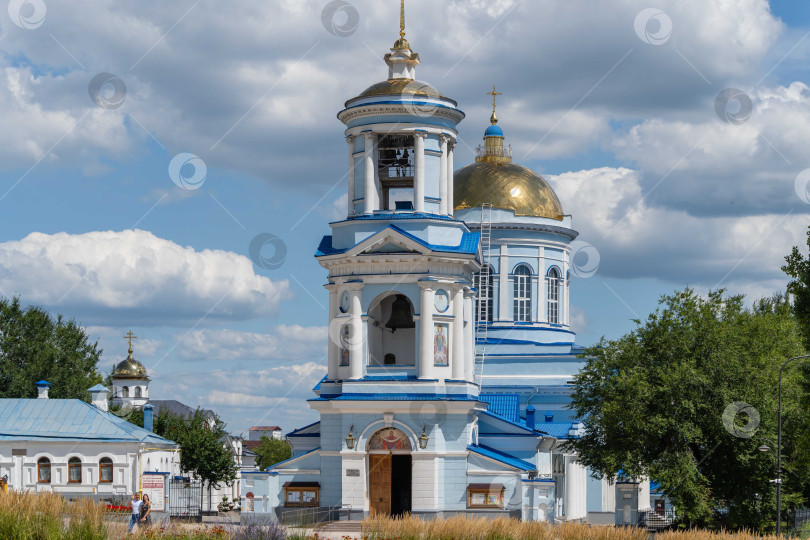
486 85 502 125
124 330 137 354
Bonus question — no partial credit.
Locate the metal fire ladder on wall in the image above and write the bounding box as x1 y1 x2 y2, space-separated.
474 203 493 387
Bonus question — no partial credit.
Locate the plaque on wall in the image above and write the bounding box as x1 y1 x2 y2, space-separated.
346 469 360 477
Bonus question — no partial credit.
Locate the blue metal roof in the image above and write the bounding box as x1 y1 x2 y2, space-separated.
468 444 535 471
267 447 320 471
313 393 479 402
478 410 546 435
479 393 520 423
88 384 109 392
533 421 576 438
0 399 177 445
484 124 504 137
287 421 320 438
316 225 479 257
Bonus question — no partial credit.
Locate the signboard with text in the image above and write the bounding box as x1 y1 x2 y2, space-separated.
142 474 166 512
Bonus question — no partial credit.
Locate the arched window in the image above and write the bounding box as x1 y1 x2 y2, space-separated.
99 457 113 483
474 265 494 322
513 265 532 322
547 268 560 324
134 387 142 398
122 386 129 398
37 457 51 483
68 457 82 483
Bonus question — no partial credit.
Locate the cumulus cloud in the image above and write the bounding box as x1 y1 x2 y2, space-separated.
0 229 291 324
0 0 785 187
613 82 810 217
548 167 805 289
177 326 326 362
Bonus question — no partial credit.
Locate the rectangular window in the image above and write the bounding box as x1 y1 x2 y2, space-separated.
513 267 532 322
99 462 113 483
467 483 505 509
546 272 560 324
283 482 319 507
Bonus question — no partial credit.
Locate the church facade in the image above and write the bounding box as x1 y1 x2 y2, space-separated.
243 12 649 524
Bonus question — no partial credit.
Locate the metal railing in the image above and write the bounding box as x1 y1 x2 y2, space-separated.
476 144 512 159
279 504 353 527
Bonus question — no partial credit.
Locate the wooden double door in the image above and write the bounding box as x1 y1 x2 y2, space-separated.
369 454 412 516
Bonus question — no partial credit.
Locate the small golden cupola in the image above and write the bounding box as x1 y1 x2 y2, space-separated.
454 87 565 220
112 331 148 379
384 0 420 80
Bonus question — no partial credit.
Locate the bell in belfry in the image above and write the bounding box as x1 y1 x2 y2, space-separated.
385 294 415 332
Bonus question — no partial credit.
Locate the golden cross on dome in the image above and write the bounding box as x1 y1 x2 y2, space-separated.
124 331 137 353
400 0 406 39
486 85 502 114
486 85 502 124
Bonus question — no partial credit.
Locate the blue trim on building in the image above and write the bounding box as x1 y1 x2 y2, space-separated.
312 393 479 402
286 421 320 438
267 447 320 471
468 444 535 471
316 225 479 258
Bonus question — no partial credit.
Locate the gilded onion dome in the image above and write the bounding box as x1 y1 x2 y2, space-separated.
454 91 564 220
112 344 148 379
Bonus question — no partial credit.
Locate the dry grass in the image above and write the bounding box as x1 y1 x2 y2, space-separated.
362 514 649 540
361 515 783 540
0 489 109 540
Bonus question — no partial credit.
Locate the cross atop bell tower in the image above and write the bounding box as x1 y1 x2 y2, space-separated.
486 85 502 125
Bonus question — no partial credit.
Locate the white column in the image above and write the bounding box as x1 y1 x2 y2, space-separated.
327 287 339 380
451 286 465 380
419 283 434 379
414 132 426 212
346 136 355 216
463 288 475 382
499 244 511 321
363 132 375 214
537 247 546 323
563 253 569 326
439 135 448 214
447 141 455 217
372 134 381 211
349 288 363 380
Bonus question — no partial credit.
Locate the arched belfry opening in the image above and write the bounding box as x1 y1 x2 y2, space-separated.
368 293 416 367
367 427 412 516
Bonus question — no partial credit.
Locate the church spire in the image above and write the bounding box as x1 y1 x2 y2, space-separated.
385 0 419 79
477 85 511 164
393 0 411 51
124 330 137 357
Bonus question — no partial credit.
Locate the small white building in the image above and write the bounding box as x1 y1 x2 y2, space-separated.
247 426 283 441
0 381 179 504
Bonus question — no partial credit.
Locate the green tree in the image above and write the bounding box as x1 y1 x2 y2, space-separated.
253 436 292 470
0 296 102 400
784 226 810 350
567 288 806 530
153 408 238 489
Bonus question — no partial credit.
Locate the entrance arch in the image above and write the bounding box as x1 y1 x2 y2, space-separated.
367 427 412 516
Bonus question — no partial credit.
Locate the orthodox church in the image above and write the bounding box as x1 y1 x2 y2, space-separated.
243 7 649 524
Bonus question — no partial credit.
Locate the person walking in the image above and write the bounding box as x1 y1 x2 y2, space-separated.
128 492 143 533
140 494 152 528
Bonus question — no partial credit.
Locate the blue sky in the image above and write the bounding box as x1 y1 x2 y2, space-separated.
0 0 808 433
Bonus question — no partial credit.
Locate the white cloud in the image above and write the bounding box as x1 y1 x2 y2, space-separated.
549 167 805 287
177 326 326 362
0 229 291 324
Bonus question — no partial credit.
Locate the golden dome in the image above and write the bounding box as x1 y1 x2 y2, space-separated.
454 161 564 220
346 78 450 107
112 351 148 379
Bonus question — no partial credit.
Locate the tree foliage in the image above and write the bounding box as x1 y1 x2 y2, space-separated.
567 288 807 530
253 436 292 470
784 226 810 350
0 296 102 400
153 409 238 489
